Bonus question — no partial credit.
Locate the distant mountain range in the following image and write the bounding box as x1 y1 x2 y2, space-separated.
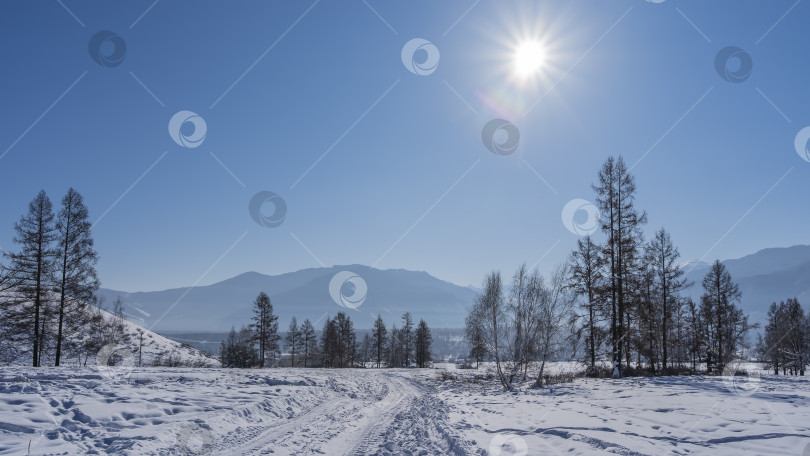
99 245 810 333
98 265 478 332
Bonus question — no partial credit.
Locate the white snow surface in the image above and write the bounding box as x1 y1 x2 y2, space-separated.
0 364 809 455
0 295 217 369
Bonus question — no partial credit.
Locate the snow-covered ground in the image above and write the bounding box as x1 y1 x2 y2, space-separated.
428 364 810 455
1 364 808 455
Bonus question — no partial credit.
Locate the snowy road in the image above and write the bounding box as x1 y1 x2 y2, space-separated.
199 371 471 456
0 368 476 455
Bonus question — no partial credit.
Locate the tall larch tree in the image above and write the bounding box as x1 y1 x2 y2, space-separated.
568 235 605 375
400 312 414 367
54 188 99 366
645 228 689 371
372 314 388 368
700 261 747 372
7 190 57 367
593 156 646 377
300 318 316 367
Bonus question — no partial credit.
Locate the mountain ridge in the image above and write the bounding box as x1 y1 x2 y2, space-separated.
99 264 478 332
100 245 810 332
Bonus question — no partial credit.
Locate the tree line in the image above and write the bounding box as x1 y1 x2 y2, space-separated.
464 156 780 389
759 298 810 375
220 291 433 369
0 189 102 367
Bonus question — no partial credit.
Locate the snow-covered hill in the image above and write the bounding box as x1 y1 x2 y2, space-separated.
0 298 218 369
95 306 220 369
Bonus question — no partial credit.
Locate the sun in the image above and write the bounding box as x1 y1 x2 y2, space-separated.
513 40 546 78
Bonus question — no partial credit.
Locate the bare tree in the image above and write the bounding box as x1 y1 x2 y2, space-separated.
468 271 511 389
507 264 535 382
359 333 372 368
464 310 487 369
533 265 576 388
388 325 400 367
284 317 302 367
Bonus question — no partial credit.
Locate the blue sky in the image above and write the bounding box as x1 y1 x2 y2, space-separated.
0 0 808 292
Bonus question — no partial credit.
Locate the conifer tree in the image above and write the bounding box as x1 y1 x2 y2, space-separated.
371 314 388 368
7 190 57 367
415 319 432 368
54 188 99 366
251 292 279 367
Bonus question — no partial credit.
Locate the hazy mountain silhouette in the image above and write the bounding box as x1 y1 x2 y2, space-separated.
99 245 810 333
98 265 478 331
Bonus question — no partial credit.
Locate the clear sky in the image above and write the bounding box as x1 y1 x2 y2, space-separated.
0 0 808 292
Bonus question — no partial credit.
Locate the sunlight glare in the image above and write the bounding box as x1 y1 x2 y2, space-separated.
513 41 546 78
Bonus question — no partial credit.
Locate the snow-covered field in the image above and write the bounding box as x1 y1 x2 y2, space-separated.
1 364 809 455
